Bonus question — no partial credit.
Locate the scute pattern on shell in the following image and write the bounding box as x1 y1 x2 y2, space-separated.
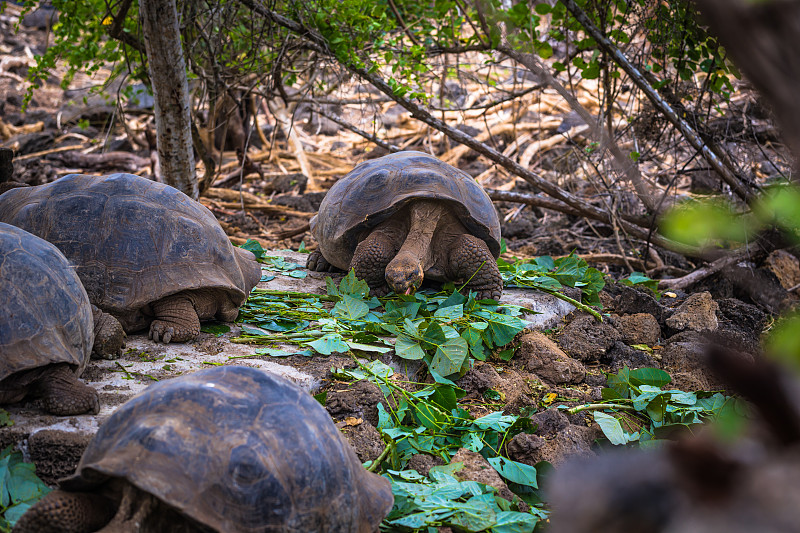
311 151 501 270
0 222 92 381
0 174 255 315
60 366 394 533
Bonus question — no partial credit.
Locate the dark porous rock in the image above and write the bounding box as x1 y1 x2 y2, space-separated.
615 313 662 345
457 363 501 395
532 408 570 436
557 315 622 363
665 291 719 333
722 262 794 315
340 420 385 463
450 449 519 504
659 331 742 391
515 332 587 384
507 423 600 467
614 284 666 322
407 454 446 477
265 172 308 194
603 341 658 373
717 298 768 335
502 216 535 240
325 379 384 427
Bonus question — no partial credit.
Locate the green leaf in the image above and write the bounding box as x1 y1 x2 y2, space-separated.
593 411 628 445
308 333 350 355
434 304 464 321
313 391 327 405
0 409 12 428
629 368 671 388
332 294 369 320
345 341 392 353
200 323 230 337
240 239 266 260
338 269 370 298
395 335 426 360
491 511 538 533
487 456 538 488
430 336 469 376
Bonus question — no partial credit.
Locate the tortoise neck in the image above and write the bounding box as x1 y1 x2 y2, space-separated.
396 200 444 266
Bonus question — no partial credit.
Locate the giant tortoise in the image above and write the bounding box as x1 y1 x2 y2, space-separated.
0 222 100 415
307 151 503 300
0 173 262 344
14 366 394 532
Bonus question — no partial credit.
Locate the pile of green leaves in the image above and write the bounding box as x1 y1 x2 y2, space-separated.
0 447 50 532
334 361 546 531
384 468 545 532
498 253 605 310
240 240 307 280
234 270 528 378
566 367 744 447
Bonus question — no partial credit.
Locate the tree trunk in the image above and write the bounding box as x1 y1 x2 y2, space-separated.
139 0 197 198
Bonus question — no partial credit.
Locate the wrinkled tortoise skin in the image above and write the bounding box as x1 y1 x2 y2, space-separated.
0 173 260 331
311 150 502 270
57 366 393 532
0 223 92 395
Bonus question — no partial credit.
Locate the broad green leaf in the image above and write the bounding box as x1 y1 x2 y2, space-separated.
594 411 628 445
629 368 671 388
240 239 266 260
487 457 538 488
491 511 538 533
345 341 391 353
395 335 426 360
200 323 230 336
450 499 496 531
332 294 369 320
308 334 349 355
434 304 463 321
339 269 370 298
430 336 469 376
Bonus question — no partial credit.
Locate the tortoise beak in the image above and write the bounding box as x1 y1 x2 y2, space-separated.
404 287 415 295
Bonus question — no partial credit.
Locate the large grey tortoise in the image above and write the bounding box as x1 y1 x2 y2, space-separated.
0 173 262 345
307 151 503 300
14 366 394 533
0 222 101 415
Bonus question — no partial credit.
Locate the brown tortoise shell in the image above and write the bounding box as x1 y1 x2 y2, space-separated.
0 174 259 321
60 366 394 532
0 223 92 382
310 151 502 270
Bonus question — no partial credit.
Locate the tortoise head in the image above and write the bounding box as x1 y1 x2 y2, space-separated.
385 253 424 295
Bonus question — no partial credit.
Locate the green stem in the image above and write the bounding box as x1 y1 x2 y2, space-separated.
367 442 393 472
527 284 604 321
566 402 635 415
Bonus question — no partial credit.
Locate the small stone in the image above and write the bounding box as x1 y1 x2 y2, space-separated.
450 448 518 503
515 332 587 384
665 292 719 332
616 313 662 345
557 315 622 363
766 249 800 290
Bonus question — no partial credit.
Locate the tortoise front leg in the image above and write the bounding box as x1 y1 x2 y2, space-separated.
12 490 116 533
91 305 126 360
351 231 398 297
37 364 100 415
149 294 201 343
446 234 503 301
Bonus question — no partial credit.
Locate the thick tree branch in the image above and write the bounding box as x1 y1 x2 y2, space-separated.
561 0 757 203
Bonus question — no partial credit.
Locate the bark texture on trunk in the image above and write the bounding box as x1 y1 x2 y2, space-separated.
140 0 198 198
